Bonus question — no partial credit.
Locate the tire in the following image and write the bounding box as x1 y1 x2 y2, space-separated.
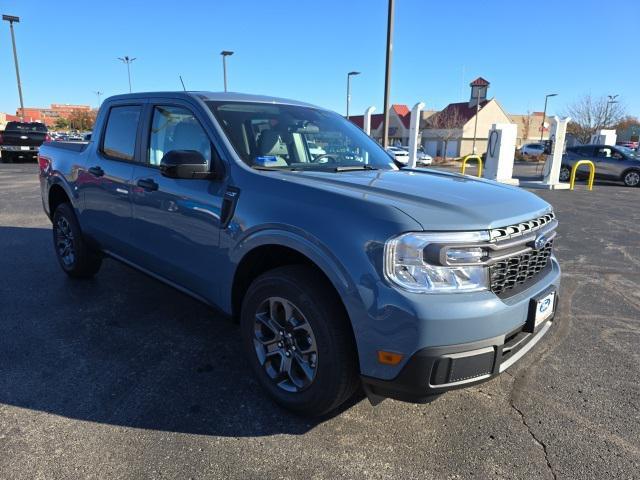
622 170 640 187
1 152 14 163
52 203 102 278
241 265 359 416
559 165 571 182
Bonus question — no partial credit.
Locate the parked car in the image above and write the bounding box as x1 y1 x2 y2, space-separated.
39 92 561 416
398 146 433 165
616 141 638 150
0 121 50 163
560 144 640 187
519 143 545 156
385 146 410 165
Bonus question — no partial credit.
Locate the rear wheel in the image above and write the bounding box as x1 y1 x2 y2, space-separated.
623 170 640 187
1 152 15 163
241 265 359 416
559 165 571 182
52 203 102 278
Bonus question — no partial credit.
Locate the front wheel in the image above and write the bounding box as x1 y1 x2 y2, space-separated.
241 265 359 416
623 170 640 187
559 165 571 182
52 203 102 278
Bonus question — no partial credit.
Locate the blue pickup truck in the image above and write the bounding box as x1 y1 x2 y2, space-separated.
38 92 560 416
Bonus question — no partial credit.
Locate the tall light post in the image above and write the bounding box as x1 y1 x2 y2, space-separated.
381 0 395 148
117 56 136 93
604 94 619 129
3 15 25 121
93 91 103 108
539 93 558 143
220 50 234 92
346 71 360 119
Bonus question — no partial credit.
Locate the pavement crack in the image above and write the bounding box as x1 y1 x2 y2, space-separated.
510 400 557 480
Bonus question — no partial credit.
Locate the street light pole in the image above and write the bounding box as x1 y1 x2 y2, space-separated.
93 91 103 108
117 56 136 93
382 0 395 148
346 71 360 119
220 51 234 92
539 93 558 143
604 94 619 129
3 15 25 121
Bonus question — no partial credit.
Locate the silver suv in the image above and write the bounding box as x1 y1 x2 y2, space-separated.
560 144 640 187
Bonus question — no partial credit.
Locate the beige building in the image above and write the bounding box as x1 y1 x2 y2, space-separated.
421 78 513 158
510 112 550 146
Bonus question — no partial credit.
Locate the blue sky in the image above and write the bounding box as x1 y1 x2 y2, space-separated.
1 0 638 117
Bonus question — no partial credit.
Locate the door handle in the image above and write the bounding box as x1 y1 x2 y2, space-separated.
88 166 104 177
137 178 159 191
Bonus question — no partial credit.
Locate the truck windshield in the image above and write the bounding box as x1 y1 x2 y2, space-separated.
207 101 397 171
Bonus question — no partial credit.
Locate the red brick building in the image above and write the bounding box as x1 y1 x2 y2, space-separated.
14 104 92 127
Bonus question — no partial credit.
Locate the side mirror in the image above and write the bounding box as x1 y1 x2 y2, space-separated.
159 150 212 179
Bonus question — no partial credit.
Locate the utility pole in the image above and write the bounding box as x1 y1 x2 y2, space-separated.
117 56 136 93
381 0 395 148
346 71 360 119
540 93 558 143
471 92 480 154
220 51 234 92
3 15 25 121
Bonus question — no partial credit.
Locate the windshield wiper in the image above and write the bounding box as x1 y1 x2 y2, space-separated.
334 165 379 172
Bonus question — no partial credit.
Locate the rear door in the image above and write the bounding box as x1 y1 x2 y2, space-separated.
78 102 144 254
128 100 227 302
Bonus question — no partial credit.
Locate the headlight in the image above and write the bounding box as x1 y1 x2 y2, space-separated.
384 231 490 293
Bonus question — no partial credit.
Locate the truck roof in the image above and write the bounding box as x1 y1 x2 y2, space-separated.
104 91 324 110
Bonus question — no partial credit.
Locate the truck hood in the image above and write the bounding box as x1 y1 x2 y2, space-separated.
273 168 552 231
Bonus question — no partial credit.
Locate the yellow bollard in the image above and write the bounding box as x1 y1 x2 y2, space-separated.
569 160 595 191
460 154 483 177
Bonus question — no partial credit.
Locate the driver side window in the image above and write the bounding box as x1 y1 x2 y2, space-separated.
148 106 212 166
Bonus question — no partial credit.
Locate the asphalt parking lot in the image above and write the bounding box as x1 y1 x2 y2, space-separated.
1 162 639 479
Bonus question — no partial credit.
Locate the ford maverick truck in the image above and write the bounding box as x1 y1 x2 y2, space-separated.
38 92 560 416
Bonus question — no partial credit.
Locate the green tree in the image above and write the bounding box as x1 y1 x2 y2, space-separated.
54 117 69 130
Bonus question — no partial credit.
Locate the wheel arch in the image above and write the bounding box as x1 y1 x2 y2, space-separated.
48 183 72 217
229 229 363 355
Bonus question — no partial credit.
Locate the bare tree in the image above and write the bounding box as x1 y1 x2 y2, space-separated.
520 111 532 143
564 94 626 144
427 108 463 158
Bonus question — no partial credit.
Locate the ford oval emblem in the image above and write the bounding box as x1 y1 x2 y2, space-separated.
534 234 548 250
539 298 551 312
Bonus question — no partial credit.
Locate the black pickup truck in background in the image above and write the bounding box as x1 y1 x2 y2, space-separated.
0 121 50 163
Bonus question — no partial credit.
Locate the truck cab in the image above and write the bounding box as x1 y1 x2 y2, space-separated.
39 92 561 416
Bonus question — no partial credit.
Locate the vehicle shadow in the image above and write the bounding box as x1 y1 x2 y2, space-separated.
0 226 362 437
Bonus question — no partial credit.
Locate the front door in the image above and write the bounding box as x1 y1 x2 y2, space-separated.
79 103 143 254
128 103 226 302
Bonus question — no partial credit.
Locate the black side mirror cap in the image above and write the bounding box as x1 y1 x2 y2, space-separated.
159 150 214 179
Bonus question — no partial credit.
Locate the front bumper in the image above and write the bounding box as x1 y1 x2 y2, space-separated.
361 305 557 403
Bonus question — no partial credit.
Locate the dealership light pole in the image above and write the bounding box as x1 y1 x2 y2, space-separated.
381 0 394 148
117 56 136 93
604 94 619 129
220 50 234 92
93 91 103 108
3 15 25 121
346 71 360 119
539 93 558 143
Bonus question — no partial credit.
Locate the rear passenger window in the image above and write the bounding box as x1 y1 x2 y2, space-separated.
102 105 141 161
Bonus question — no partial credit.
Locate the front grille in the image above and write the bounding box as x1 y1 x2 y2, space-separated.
490 238 554 295
489 212 555 241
